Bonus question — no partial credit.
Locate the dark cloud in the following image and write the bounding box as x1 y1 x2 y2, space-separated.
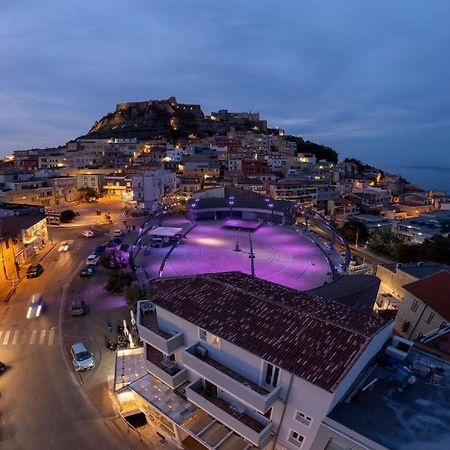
1 0 450 169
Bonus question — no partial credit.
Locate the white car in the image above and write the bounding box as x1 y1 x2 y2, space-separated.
27 293 43 319
58 241 70 252
86 254 100 266
113 229 124 237
82 230 94 238
71 342 95 371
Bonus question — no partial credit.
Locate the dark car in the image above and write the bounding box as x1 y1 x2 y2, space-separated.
79 267 95 278
70 300 87 316
94 245 106 256
107 238 122 247
26 264 44 278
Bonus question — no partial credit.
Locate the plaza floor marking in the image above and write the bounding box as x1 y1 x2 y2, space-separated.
39 330 46 345
11 330 19 345
2 330 10 345
30 329 37 345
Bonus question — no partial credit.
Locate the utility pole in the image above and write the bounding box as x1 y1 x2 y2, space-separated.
355 226 359 248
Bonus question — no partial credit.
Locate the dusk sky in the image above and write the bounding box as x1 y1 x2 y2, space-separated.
2 0 450 186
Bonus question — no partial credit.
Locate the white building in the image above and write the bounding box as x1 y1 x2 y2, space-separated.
132 169 177 211
116 272 393 450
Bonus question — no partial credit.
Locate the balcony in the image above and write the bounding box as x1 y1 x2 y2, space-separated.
137 301 184 354
183 344 281 413
186 380 273 447
145 344 188 389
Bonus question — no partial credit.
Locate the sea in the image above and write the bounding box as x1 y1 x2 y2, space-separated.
382 165 450 195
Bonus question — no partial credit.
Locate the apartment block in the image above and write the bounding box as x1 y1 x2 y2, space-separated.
116 272 392 450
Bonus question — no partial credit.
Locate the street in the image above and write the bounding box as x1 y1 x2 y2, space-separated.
0 220 154 450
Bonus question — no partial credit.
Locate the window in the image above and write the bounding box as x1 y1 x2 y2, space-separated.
264 362 280 388
295 410 312 427
199 329 207 341
402 320 411 332
426 312 435 325
411 300 420 313
288 430 304 448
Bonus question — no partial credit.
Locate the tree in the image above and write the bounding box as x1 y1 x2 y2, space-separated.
368 229 402 255
105 271 136 294
124 281 148 308
101 247 129 270
338 220 368 245
60 209 76 223
78 187 98 200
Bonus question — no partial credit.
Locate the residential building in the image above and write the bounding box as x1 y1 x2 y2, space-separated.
394 271 450 340
0 203 48 278
103 174 132 198
394 210 450 243
131 169 177 211
269 180 316 207
117 272 391 449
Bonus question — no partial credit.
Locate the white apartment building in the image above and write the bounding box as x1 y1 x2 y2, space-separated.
131 169 177 211
116 272 393 450
269 180 317 207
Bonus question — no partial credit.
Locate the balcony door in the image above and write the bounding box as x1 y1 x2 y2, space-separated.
263 362 280 388
204 379 217 397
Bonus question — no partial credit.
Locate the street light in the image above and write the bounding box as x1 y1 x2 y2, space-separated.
268 202 274 223
228 196 235 218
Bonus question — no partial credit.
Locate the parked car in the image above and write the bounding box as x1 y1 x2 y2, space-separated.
85 254 100 266
79 267 95 278
82 230 95 238
27 293 43 319
26 264 44 278
58 241 70 252
94 245 106 256
71 342 95 371
108 238 122 247
70 300 87 316
113 229 124 237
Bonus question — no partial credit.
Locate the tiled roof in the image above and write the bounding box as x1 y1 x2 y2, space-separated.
148 272 388 392
404 271 450 320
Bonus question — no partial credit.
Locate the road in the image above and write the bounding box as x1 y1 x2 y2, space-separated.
0 224 149 450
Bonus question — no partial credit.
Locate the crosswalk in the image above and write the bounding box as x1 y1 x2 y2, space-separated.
0 328 57 346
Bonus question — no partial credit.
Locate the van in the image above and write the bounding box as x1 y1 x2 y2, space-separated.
151 237 163 248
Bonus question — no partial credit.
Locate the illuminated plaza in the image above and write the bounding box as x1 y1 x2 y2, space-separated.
139 218 334 291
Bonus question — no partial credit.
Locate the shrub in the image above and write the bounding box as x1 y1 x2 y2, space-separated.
105 271 136 294
101 247 129 269
124 281 148 308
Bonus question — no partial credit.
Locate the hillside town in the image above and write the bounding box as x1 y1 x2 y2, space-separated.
1 98 449 450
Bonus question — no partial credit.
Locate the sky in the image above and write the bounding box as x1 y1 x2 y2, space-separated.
1 0 450 188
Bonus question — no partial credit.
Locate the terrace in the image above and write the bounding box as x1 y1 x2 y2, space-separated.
137 301 184 354
183 343 281 413
145 344 188 389
186 379 273 447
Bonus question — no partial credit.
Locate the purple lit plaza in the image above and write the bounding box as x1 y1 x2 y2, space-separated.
140 218 333 291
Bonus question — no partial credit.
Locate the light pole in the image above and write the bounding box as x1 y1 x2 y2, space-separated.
228 196 235 218
268 202 274 223
248 230 255 277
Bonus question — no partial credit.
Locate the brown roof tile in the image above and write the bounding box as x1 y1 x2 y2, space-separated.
404 271 450 320
148 272 388 392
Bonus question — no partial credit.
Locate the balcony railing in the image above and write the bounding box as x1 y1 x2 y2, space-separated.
186 379 273 447
137 301 184 354
145 344 188 389
182 344 281 413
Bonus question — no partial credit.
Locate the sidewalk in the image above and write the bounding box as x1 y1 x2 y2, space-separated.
1 240 57 303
